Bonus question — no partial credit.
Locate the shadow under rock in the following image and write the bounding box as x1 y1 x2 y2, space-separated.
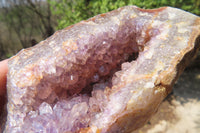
174 68 200 103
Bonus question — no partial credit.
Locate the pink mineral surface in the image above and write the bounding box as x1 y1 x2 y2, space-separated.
2 6 200 133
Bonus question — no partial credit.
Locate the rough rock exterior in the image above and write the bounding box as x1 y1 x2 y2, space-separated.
3 6 200 133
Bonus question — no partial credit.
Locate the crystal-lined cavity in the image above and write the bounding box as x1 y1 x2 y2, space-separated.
4 6 200 133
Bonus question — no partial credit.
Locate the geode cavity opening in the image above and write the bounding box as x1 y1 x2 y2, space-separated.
4 6 200 133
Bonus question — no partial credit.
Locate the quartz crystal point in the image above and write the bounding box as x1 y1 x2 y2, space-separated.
3 6 200 133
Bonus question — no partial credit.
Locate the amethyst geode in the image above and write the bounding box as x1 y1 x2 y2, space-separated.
4 6 200 133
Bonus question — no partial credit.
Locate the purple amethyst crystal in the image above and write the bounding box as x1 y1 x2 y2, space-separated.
3 6 200 133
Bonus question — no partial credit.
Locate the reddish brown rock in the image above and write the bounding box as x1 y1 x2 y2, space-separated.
3 6 200 133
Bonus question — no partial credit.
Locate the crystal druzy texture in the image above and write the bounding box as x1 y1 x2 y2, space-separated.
4 6 200 133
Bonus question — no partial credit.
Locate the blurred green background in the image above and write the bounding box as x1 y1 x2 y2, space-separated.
0 0 199 60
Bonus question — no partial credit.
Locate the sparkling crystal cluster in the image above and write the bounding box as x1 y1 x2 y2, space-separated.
4 6 200 133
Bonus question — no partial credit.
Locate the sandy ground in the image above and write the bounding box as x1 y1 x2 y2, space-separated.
133 68 200 133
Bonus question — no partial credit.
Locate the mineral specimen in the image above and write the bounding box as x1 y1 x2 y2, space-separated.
3 6 200 133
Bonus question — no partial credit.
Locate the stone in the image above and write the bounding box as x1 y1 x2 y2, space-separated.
2 6 200 133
